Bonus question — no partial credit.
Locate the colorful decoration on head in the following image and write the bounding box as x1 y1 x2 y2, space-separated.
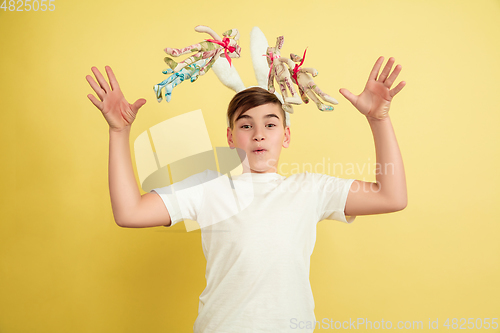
154 25 337 127
154 59 207 102
154 25 241 103
289 51 338 111
266 36 303 114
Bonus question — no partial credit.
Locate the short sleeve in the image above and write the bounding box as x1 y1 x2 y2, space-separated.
150 169 216 227
314 173 356 224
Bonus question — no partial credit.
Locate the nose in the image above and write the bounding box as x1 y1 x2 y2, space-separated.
253 134 264 141
253 127 265 141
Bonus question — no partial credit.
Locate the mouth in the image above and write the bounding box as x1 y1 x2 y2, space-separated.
253 148 267 154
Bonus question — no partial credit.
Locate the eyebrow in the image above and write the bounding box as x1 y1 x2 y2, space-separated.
235 113 280 122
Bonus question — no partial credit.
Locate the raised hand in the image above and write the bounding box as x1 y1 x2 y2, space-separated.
86 66 146 131
339 56 405 120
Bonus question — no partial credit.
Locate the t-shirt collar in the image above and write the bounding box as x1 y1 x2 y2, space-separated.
232 172 284 182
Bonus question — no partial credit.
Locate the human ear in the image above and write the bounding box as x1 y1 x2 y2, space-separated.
227 127 235 148
282 126 291 148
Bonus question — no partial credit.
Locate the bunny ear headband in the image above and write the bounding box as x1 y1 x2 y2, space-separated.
153 26 339 127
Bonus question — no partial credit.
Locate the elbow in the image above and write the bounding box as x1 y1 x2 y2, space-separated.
382 189 407 212
114 218 128 228
390 198 407 212
393 202 407 212
379 193 407 213
113 215 133 228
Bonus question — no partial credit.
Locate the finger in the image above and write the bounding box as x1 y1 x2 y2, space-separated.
87 94 103 110
368 56 384 82
389 81 406 98
86 75 105 101
339 88 358 105
91 67 111 93
105 66 121 91
385 64 402 88
131 98 147 113
378 57 395 83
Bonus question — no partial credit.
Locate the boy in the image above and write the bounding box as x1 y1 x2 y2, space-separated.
86 56 407 332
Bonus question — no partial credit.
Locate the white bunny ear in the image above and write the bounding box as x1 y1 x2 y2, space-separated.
250 27 270 89
211 57 246 128
212 57 246 93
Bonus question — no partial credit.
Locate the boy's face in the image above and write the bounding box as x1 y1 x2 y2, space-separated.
227 103 290 174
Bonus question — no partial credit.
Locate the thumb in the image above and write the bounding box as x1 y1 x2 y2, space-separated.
131 98 147 113
339 88 357 106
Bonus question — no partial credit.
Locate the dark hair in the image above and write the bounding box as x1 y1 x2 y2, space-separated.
227 87 285 130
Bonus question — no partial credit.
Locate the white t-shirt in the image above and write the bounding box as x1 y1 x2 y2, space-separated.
151 170 355 332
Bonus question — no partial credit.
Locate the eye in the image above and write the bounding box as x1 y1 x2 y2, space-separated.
267 124 276 128
240 125 251 129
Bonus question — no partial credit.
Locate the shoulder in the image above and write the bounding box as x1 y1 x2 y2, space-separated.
187 168 219 182
186 169 220 188
202 169 220 180
153 169 219 193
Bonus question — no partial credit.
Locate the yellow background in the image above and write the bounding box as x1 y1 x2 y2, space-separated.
1 0 500 331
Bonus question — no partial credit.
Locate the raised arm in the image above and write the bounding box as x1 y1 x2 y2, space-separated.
86 66 171 227
339 56 407 215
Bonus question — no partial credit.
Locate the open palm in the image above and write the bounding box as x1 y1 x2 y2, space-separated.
86 66 146 131
340 57 405 119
